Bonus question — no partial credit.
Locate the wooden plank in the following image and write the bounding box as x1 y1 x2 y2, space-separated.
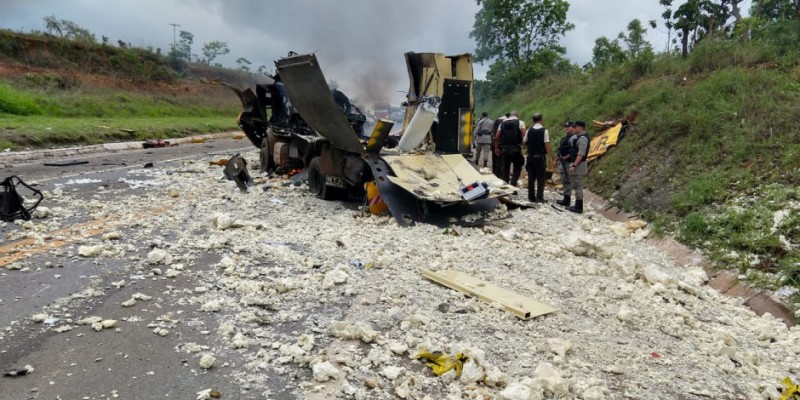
422 270 556 320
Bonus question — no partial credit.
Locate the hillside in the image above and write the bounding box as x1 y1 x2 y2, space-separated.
0 29 258 149
479 38 800 315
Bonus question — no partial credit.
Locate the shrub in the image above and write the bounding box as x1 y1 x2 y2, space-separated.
0 83 43 115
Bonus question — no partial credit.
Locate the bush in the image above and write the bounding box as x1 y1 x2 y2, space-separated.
0 83 43 115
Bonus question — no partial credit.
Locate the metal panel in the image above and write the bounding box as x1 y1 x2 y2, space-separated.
422 269 557 320
458 108 473 153
363 155 420 226
435 79 472 154
275 54 364 154
382 154 516 203
365 119 395 154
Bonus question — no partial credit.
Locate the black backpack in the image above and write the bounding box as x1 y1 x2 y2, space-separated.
1 176 43 222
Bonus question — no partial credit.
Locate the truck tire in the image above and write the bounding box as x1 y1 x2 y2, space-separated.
308 157 337 200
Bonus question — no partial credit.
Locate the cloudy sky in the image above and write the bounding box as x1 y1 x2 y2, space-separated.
0 0 751 106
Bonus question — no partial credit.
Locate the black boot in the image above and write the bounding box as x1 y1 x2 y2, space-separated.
556 195 570 206
567 199 583 214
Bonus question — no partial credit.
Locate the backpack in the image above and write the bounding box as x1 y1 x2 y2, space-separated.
499 119 522 146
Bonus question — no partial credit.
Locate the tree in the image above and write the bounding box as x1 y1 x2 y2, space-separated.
200 41 230 65
42 15 95 43
619 19 653 58
170 30 194 61
591 36 627 68
751 0 800 20
235 57 251 72
470 0 574 90
471 0 574 68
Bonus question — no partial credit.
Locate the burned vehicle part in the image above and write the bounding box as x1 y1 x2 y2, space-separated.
223 154 253 192
402 52 474 154
229 52 518 225
1 175 43 222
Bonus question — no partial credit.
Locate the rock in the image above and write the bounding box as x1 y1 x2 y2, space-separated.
312 361 339 382
132 293 152 301
642 264 676 286
547 338 573 357
460 359 485 383
364 376 380 389
388 341 409 355
617 306 635 321
101 319 117 329
121 299 137 307
102 232 122 241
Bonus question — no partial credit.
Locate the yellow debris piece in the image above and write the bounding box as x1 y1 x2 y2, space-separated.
416 351 469 378
780 377 800 400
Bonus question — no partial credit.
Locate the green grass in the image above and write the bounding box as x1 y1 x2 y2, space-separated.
0 115 238 149
0 74 240 149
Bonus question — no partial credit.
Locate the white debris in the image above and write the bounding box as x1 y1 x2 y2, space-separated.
211 213 236 230
30 313 49 323
381 365 404 380
534 362 569 397
311 361 339 382
199 354 216 369
146 248 168 264
78 245 102 258
132 293 152 301
322 269 349 288
121 299 137 307
329 321 379 343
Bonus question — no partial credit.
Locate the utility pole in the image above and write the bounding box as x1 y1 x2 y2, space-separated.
168 23 180 53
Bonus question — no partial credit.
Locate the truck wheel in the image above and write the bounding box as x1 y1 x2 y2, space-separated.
308 157 336 200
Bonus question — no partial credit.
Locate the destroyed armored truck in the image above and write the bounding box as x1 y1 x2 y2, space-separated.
232 52 518 225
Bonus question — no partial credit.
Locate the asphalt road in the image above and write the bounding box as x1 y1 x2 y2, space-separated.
0 137 297 400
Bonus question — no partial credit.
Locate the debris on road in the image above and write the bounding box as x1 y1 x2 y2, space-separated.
42 160 90 167
3 365 34 377
422 269 557 320
1 175 43 222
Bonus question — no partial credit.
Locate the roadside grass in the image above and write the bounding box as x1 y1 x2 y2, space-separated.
0 78 240 149
478 38 800 300
0 115 238 149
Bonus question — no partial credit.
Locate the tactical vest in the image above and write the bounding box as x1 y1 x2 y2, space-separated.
526 127 546 156
570 133 590 162
557 135 572 157
499 119 522 146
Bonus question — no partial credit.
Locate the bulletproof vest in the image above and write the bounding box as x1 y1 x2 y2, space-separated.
557 135 572 157
499 119 522 146
570 133 590 161
526 127 546 156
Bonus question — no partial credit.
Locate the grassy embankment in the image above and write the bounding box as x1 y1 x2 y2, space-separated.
480 39 800 308
0 30 242 150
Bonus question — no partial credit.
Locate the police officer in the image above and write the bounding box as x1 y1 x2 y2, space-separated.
494 111 525 187
566 120 590 213
555 121 574 206
523 113 555 203
473 112 494 168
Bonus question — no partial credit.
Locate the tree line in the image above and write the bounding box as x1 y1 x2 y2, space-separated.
471 0 800 99
39 15 262 72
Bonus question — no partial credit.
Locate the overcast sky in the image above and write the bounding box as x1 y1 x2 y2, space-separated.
0 0 751 107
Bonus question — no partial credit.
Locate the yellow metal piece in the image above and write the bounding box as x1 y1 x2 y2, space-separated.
366 119 395 154
422 269 557 320
459 108 473 152
780 377 800 400
382 154 516 202
416 351 469 378
586 122 623 162
364 181 388 215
